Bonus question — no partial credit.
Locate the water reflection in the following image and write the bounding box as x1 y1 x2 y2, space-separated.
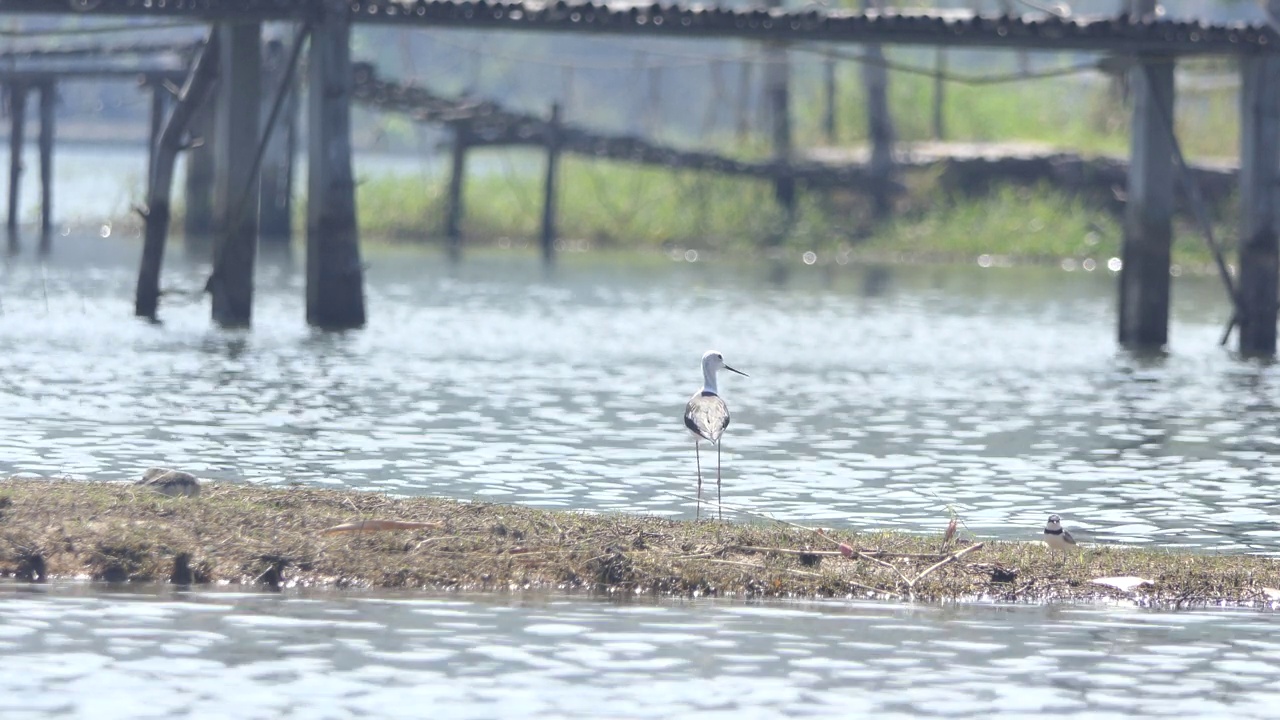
2 237 1280 552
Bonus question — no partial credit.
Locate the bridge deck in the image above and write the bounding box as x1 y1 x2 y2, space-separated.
0 1 1273 56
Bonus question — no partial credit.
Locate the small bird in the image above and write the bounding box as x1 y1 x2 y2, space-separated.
683 350 748 520
1042 514 1078 560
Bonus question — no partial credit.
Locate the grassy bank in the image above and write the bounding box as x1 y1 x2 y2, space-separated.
355 162 1230 270
2 477 1277 606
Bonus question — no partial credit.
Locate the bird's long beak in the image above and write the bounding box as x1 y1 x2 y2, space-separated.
724 364 748 377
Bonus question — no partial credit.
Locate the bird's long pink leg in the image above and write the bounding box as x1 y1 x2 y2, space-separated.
695 441 703 520
716 442 722 521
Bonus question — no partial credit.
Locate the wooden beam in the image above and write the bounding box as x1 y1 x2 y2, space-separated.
540 102 562 266
1118 58 1175 349
136 32 220 321
445 120 469 260
209 22 263 327
258 35 298 253
37 80 54 254
306 2 365 329
1238 54 1280 356
7 82 27 251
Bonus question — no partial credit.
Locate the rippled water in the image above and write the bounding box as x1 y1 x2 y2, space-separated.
5 235 1280 716
3 235 1280 553
4 582 1280 719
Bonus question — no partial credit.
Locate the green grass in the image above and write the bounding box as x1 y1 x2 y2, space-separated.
354 159 1233 269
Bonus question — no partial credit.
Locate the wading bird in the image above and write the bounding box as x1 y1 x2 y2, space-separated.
1043 514 1078 560
683 350 748 520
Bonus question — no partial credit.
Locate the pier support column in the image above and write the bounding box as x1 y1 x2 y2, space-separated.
445 119 470 260
1238 55 1280 357
7 82 27 252
540 103 562 266
183 92 216 259
1118 59 1175 350
861 0 894 218
306 2 365 329
259 35 297 256
822 55 836 144
209 22 262 327
37 80 54 254
764 0 793 219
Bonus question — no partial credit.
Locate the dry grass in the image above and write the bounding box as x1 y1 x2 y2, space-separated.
2 477 1278 607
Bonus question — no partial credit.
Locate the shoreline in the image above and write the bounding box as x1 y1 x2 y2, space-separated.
2 478 1277 608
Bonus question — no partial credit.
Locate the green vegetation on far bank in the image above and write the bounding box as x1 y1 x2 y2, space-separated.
2 477 1278 607
354 158 1233 271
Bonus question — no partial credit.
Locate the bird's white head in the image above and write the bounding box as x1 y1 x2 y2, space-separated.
1045 514 1063 530
700 350 748 394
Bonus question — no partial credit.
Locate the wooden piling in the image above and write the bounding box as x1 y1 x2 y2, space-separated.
209 22 263 328
37 80 54 253
1118 58 1175 350
7 82 27 251
445 120 469 260
259 35 297 253
763 38 794 214
136 32 220 321
861 0 894 218
306 4 365 329
822 55 836 144
145 76 166 198
1237 55 1280 356
540 103 562 266
932 49 946 141
183 92 216 258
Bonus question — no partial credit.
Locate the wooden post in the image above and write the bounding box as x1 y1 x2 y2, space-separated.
37 80 54 254
822 55 836 144
735 59 752 141
932 49 946 141
764 0 794 217
540 103 562 266
862 0 894 218
1238 54 1280 356
136 32 220 321
1118 59 1175 349
183 92 216 258
307 2 365 329
259 35 297 253
209 22 262 328
445 120 469 260
146 77 166 188
7 82 27 251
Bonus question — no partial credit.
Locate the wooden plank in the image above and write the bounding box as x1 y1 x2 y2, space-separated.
258 35 297 253
209 22 262 327
136 32 220 321
445 120 469 260
306 4 365 329
1118 58 1175 349
540 103 562 265
37 80 53 253
1238 55 1280 356
7 82 26 250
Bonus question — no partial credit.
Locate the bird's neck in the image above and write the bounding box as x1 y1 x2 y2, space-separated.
701 365 719 395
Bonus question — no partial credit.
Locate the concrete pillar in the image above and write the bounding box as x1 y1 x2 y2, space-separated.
1118 60 1175 349
306 2 365 329
1238 55 1280 356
